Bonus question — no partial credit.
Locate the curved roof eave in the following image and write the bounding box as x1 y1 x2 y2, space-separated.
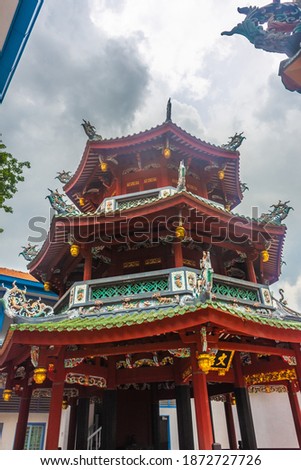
27 191 286 281
64 121 240 203
6 303 301 346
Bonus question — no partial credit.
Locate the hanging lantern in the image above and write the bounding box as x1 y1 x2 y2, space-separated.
175 226 186 240
70 244 80 257
218 169 225 180
33 367 47 385
48 363 55 373
230 394 236 406
44 281 51 291
162 147 171 159
196 352 215 374
62 398 69 410
79 197 85 207
100 161 108 172
2 389 12 402
261 250 269 263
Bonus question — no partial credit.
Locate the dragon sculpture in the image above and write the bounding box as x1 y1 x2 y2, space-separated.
55 170 72 184
259 200 293 225
222 1 301 57
81 119 102 140
46 189 79 215
1 282 54 319
240 182 249 193
222 132 246 151
19 243 40 262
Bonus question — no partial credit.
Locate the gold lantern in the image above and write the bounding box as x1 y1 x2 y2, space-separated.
44 281 51 291
261 250 269 263
100 161 108 172
162 147 171 159
218 169 225 180
175 226 186 240
70 244 80 257
33 367 47 385
196 352 215 374
79 197 85 207
2 389 12 402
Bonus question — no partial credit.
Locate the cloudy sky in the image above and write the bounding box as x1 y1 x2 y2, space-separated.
0 0 301 309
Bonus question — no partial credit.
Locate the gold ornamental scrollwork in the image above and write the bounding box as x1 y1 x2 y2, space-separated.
245 368 297 385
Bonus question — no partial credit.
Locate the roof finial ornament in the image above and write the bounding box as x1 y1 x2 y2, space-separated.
222 132 246 151
165 98 172 122
81 119 102 140
259 200 294 225
55 170 72 184
279 288 288 306
19 243 40 262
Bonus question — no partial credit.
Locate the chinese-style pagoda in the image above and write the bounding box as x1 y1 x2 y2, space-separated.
1 101 301 450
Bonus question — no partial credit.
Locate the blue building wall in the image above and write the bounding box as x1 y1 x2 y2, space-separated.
0 0 44 102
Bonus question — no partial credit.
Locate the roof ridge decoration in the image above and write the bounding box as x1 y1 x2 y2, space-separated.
1 282 54 319
58 185 290 228
221 132 246 151
258 200 293 225
18 243 40 262
76 118 239 154
165 98 172 122
9 297 301 333
221 2 301 92
272 289 301 319
55 170 73 184
222 2 301 58
46 188 79 216
81 119 103 141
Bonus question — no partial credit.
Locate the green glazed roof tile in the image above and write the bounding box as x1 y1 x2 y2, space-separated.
9 299 301 334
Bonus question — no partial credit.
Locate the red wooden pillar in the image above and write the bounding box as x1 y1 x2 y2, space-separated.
191 346 213 450
45 350 65 450
45 380 65 449
83 247 92 281
174 242 183 268
224 394 237 450
13 379 32 449
246 260 257 283
287 380 301 448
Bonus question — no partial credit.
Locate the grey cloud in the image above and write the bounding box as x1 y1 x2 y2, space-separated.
0 0 150 269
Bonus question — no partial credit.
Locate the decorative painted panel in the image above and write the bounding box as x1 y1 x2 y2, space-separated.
261 287 272 306
185 271 197 291
171 271 185 291
73 285 88 305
